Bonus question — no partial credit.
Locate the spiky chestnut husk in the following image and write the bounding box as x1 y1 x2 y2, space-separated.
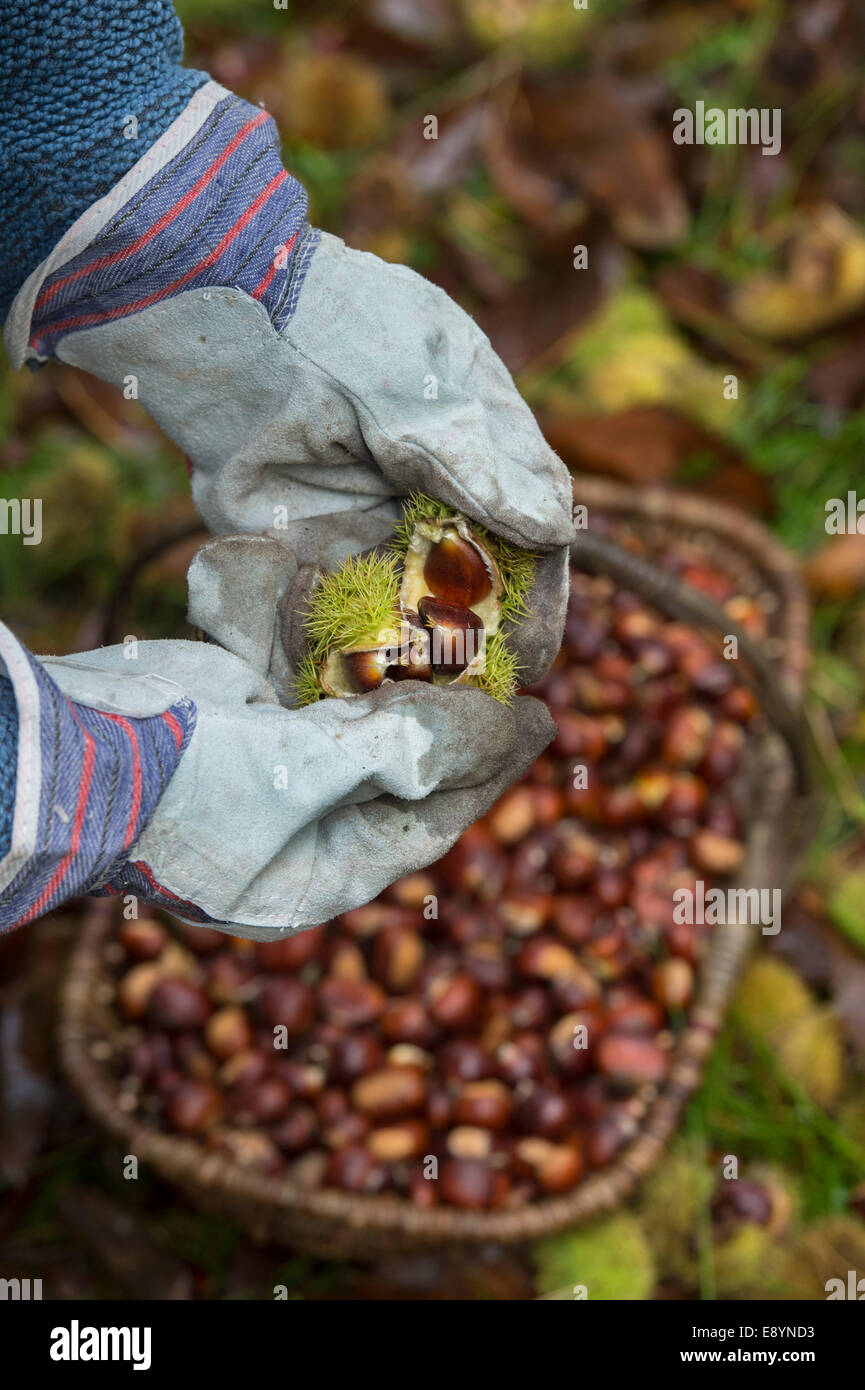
637 1143 714 1286
533 1212 655 1301
294 494 536 706
777 1214 865 1300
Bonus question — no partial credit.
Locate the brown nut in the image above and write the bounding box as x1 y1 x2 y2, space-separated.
424 534 492 606
351 1066 427 1120
205 952 257 1005
372 927 425 993
330 1032 385 1084
513 1137 583 1193
426 972 483 1031
486 787 537 845
270 1106 319 1154
164 1079 224 1134
446 1125 493 1159
366 1120 429 1162
417 596 484 675
206 1127 283 1173
652 957 694 1011
689 828 745 876
325 1145 388 1193
204 1006 254 1061
254 928 324 972
440 1157 496 1210
257 977 316 1036
596 1032 670 1088
147 978 212 1032
379 998 437 1047
318 976 386 1028
662 705 713 768
118 918 167 961
453 1079 512 1131
229 1074 293 1126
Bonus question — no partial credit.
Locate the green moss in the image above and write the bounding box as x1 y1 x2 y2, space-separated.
533 1212 655 1301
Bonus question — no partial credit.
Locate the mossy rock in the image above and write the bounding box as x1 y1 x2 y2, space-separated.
533 1211 655 1300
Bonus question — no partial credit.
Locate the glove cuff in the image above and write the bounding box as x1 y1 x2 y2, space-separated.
4 81 319 368
0 623 196 930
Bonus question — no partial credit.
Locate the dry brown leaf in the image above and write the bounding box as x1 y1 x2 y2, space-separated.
803 531 865 600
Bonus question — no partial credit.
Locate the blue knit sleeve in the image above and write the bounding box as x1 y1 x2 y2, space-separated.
0 677 17 859
0 1 208 320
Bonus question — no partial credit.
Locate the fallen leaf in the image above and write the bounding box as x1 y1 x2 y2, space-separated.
540 407 731 485
803 531 865 600
731 204 865 341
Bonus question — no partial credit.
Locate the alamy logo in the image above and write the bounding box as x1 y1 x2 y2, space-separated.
826 1270 865 1299
673 102 781 156
0 1277 42 1299
825 492 865 533
50 1321 152 1371
673 881 781 935
0 498 42 545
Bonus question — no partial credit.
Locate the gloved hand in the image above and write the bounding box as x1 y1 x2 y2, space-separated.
21 630 553 937
5 82 574 653
2 79 571 935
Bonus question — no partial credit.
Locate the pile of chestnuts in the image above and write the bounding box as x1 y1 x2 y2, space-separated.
103 551 768 1211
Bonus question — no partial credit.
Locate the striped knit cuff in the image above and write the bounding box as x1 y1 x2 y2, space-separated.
0 624 196 932
4 82 318 367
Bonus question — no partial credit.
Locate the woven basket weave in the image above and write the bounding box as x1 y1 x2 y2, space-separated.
59 477 810 1259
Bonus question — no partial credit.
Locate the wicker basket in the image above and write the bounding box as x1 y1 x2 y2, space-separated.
59 477 811 1260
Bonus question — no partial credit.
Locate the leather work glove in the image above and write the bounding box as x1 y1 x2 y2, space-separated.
1 78 572 936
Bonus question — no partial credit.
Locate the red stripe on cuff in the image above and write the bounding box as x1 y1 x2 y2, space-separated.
31 169 290 347
101 713 142 850
20 730 96 924
34 110 271 312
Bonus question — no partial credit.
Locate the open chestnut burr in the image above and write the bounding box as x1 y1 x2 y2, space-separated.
304 501 521 704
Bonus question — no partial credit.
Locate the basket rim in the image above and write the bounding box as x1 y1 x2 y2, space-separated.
59 482 809 1247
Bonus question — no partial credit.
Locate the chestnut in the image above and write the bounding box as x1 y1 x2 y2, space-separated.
270 1106 319 1154
423 533 491 606
366 1120 429 1162
689 828 745 876
487 787 537 845
438 1038 493 1083
257 977 315 1036
417 596 484 675
204 1006 254 1061
596 1032 669 1088
118 917 167 961
513 1137 582 1193
372 927 425 993
440 1157 496 1210
453 1079 512 1131
147 978 212 1032
325 1145 388 1193
318 976 386 1028
206 1128 284 1174
228 1074 292 1126
164 1080 223 1134
351 1066 427 1119
254 928 324 972
426 972 482 1032
330 1032 385 1084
